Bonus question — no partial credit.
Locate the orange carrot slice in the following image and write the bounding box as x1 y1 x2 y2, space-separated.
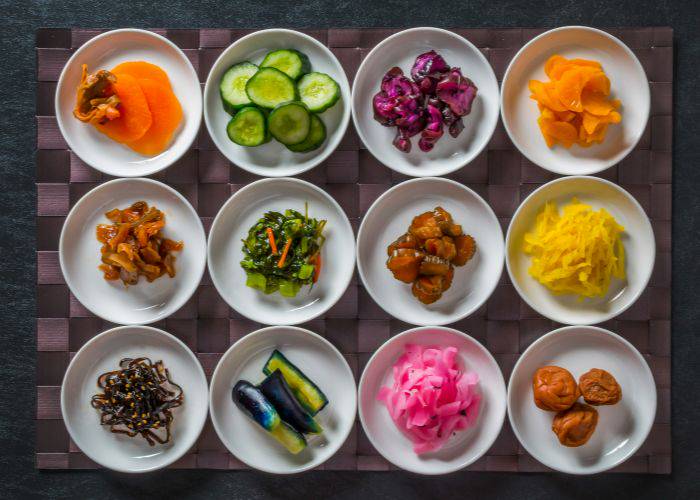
581 89 615 116
126 78 183 156
94 73 152 143
111 61 172 89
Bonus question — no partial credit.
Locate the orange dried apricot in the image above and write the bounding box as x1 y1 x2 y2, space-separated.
111 61 172 89
94 73 152 143
126 78 183 156
529 55 621 148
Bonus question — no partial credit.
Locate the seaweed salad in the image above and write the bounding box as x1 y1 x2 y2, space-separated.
241 204 326 297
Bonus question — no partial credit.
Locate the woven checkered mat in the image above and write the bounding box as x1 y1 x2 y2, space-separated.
35 27 672 472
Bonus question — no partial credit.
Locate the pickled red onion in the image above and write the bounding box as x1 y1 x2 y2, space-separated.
377 344 480 454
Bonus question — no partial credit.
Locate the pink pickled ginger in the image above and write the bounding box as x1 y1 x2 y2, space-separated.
377 344 480 454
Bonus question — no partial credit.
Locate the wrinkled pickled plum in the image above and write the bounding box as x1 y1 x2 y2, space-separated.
418 104 444 152
436 68 478 117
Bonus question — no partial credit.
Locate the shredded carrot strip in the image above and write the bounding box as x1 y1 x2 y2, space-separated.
266 228 278 254
277 239 293 268
311 253 322 283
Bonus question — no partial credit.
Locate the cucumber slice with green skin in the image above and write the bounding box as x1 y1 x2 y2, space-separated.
267 101 311 145
297 72 341 113
287 114 327 153
262 350 328 415
226 107 268 147
260 49 310 80
245 67 297 109
233 380 307 454
259 369 323 434
219 62 258 114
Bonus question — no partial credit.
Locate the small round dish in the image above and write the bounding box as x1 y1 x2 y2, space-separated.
507 325 656 475
59 178 206 325
209 325 357 474
55 28 202 177
203 29 351 177
501 26 649 176
357 177 504 326
352 27 499 178
61 325 209 473
208 177 355 325
358 326 506 475
506 176 654 325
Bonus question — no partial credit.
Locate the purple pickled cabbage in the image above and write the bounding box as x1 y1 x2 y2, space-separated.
372 93 399 125
449 118 464 138
393 129 412 153
411 50 450 95
441 106 464 138
436 67 478 117
418 104 444 152
373 67 423 127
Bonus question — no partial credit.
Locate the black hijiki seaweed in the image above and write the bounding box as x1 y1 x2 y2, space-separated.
91 357 184 446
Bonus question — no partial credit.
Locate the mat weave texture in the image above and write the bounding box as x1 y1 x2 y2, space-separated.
35 27 673 473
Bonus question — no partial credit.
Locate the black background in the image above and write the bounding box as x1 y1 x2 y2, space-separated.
2 0 699 498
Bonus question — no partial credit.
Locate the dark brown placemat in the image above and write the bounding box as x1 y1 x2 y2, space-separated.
35 27 672 473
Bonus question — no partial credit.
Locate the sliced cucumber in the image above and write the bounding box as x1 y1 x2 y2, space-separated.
245 67 297 109
233 380 307 454
287 114 326 153
297 72 341 113
262 350 328 415
219 62 258 114
260 49 310 80
226 107 268 147
267 101 311 146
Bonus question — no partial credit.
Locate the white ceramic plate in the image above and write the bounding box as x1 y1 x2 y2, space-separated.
352 27 499 177
501 26 650 176
506 176 654 325
208 177 355 325
358 326 506 475
55 28 202 177
507 325 656 475
357 177 504 326
209 326 356 474
203 29 351 177
59 178 206 325
61 325 209 473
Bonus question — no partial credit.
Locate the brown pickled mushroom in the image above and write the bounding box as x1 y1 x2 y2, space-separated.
385 206 476 304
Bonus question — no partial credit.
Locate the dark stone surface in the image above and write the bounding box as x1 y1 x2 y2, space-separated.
1 0 698 497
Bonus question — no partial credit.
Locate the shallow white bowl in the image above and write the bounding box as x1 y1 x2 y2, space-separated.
501 26 650 176
357 177 504 326
59 178 206 325
358 326 506 475
203 29 351 177
55 28 202 177
506 176 654 325
507 325 656 475
61 325 209 473
209 326 356 474
208 177 355 325
352 27 499 178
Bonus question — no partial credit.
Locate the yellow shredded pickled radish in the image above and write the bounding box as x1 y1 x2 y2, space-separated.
523 198 626 299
